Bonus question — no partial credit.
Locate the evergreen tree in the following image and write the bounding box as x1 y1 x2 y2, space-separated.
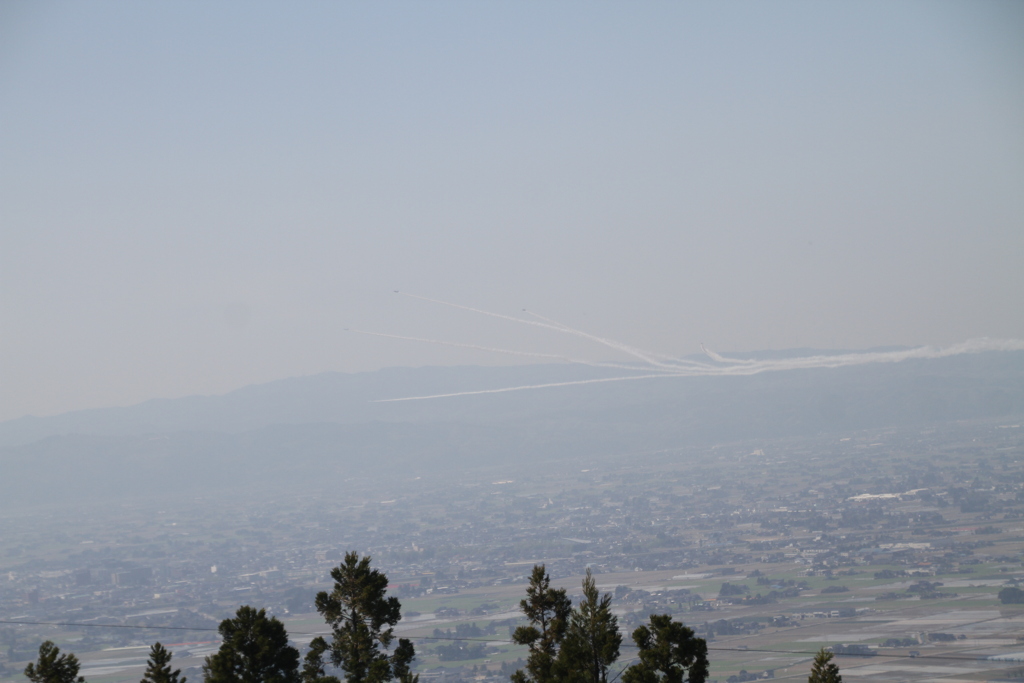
555 568 622 683
299 637 340 683
24 641 84 683
621 615 708 683
315 552 417 683
202 606 300 683
807 648 841 683
511 564 572 683
142 643 185 683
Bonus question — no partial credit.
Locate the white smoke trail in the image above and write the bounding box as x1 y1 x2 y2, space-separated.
701 343 756 365
697 338 1024 376
371 371 690 403
397 292 574 334
348 329 662 373
397 292 673 369
522 309 710 369
372 338 1024 402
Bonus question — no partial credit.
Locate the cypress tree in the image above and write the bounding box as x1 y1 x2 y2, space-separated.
202 606 300 683
142 643 185 683
511 564 572 683
24 641 85 683
621 614 708 683
808 648 842 683
299 637 340 683
555 568 621 683
315 551 417 683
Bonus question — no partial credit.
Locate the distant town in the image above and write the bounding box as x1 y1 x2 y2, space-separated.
2 417 1022 682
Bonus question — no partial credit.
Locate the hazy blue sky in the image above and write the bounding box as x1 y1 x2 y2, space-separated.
2 1 1022 420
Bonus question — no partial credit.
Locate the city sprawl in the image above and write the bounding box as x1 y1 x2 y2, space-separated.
2 418 1023 682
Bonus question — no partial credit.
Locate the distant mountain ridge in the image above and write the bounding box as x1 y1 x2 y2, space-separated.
1 350 1022 508
0 363 626 448
3 349 1023 449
